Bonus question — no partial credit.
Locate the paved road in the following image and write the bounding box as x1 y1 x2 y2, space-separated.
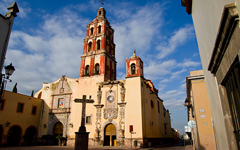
0 143 193 150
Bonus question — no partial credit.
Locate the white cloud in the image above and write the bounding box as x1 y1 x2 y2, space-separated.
170 69 186 79
163 99 185 110
117 72 126 80
5 5 87 95
160 89 186 110
112 3 163 68
144 59 177 80
18 6 31 18
177 59 201 67
157 25 194 59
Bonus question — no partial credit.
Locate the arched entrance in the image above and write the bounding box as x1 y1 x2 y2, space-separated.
0 125 3 145
104 123 116 146
24 126 37 145
7 126 22 146
53 122 63 145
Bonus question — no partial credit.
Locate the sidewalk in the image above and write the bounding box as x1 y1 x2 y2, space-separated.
185 145 193 150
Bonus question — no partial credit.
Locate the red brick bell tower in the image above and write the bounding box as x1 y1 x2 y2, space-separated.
79 7 116 81
126 51 144 78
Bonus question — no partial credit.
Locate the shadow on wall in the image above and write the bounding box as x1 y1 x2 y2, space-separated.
36 102 67 146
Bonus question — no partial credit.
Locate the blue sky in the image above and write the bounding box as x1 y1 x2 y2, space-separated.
0 0 202 134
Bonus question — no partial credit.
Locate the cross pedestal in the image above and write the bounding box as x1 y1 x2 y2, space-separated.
74 95 94 150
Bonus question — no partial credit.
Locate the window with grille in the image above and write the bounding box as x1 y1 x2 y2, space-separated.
222 58 240 148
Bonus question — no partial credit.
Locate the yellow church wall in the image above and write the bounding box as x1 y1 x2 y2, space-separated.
124 77 143 139
71 75 106 139
141 78 172 140
0 91 42 145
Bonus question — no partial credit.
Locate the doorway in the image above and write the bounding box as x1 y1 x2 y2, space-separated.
7 126 21 146
104 123 116 146
53 122 63 145
0 125 3 145
24 126 37 145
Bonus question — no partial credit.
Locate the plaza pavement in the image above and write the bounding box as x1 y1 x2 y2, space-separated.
0 143 193 150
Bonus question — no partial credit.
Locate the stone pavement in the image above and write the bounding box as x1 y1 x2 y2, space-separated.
0 143 193 150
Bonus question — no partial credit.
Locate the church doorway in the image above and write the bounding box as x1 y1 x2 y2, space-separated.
104 123 116 146
53 122 63 145
7 126 22 146
24 126 37 145
0 125 3 145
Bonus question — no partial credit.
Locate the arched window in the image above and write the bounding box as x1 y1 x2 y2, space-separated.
131 63 136 75
85 65 90 75
97 40 101 50
95 63 100 74
90 27 94 35
88 42 92 52
98 26 101 34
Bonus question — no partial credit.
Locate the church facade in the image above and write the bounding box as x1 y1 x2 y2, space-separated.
35 7 173 147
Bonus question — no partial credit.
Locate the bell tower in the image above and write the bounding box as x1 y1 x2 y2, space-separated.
79 7 116 81
126 51 144 78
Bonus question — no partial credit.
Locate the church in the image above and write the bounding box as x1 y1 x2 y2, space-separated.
35 7 173 147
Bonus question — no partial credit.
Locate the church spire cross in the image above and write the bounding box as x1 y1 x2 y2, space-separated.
99 0 105 6
74 95 94 132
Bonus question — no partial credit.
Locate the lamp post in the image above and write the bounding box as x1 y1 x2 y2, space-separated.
0 63 15 98
184 98 192 108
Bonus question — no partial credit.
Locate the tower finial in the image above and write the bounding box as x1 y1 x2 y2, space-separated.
99 0 105 7
130 50 137 59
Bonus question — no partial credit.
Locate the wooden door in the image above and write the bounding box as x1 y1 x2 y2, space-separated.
104 124 116 146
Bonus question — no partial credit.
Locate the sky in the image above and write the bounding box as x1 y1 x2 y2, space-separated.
0 0 202 134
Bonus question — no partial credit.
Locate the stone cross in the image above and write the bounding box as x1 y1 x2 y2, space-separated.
74 95 94 132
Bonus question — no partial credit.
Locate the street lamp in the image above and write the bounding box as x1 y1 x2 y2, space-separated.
184 98 192 108
0 63 15 98
4 63 15 79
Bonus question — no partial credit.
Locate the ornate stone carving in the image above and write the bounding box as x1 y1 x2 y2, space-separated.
103 108 118 122
94 104 104 142
97 86 102 104
120 88 125 102
118 102 126 145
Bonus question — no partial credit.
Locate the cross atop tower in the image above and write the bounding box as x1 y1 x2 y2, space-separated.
99 0 105 7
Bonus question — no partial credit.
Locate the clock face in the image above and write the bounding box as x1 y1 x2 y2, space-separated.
107 96 114 103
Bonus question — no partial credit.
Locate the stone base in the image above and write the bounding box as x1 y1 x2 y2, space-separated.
75 132 90 150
